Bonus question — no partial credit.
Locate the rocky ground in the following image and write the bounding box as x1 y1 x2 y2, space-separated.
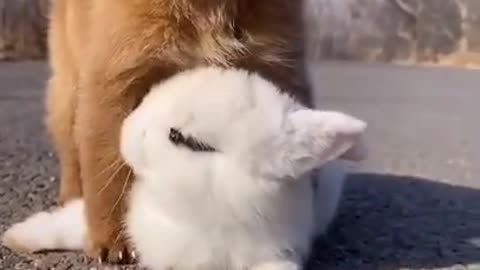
0 61 479 269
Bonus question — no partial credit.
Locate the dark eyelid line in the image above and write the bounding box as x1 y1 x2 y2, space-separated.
169 128 217 152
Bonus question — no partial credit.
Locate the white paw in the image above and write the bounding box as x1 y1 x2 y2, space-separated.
2 199 86 254
2 211 52 253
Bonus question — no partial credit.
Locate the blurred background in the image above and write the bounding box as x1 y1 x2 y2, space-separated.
1 0 480 68
305 0 480 68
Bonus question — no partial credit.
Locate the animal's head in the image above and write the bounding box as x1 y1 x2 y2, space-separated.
120 67 366 181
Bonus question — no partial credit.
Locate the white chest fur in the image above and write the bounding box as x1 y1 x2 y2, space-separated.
126 159 347 270
127 179 314 270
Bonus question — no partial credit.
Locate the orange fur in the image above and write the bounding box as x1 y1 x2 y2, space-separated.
45 0 312 264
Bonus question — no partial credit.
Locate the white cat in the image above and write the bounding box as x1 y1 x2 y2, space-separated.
3 67 367 270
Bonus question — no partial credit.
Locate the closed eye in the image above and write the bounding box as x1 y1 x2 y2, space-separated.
168 128 217 153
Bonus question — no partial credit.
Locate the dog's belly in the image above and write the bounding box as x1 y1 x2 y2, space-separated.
125 180 316 270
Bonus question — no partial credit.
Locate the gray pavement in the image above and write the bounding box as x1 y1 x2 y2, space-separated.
0 61 479 270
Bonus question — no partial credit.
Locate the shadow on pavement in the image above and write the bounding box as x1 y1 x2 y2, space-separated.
308 173 480 270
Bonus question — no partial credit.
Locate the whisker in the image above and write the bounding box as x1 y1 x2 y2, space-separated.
109 168 133 217
93 158 122 180
97 161 126 195
113 228 124 246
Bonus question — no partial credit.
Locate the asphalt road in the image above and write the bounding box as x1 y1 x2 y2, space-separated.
0 61 479 270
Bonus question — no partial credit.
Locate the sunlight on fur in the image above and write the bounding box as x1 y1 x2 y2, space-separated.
2 67 367 270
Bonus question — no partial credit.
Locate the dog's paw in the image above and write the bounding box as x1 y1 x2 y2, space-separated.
86 231 137 265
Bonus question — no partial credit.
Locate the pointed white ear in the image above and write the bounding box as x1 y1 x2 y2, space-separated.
265 109 366 179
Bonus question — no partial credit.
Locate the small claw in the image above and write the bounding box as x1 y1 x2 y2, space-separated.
118 251 124 261
97 257 103 264
131 250 137 260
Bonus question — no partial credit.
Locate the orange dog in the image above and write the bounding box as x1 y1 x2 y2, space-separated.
45 0 312 264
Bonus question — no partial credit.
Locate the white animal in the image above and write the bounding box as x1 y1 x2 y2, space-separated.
3 67 367 270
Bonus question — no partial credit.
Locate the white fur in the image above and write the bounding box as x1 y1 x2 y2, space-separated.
122 67 366 270
2 67 367 270
2 199 86 253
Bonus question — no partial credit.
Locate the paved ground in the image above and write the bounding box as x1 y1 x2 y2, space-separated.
0 61 479 270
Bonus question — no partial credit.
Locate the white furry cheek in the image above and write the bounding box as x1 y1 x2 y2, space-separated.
119 115 148 171
125 182 193 270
